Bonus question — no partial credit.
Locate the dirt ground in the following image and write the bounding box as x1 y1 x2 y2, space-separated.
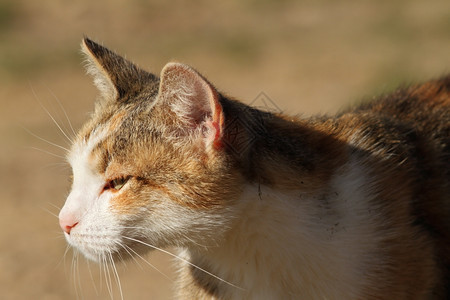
1 0 449 299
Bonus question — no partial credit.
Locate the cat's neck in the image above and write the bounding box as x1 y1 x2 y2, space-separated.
221 98 348 191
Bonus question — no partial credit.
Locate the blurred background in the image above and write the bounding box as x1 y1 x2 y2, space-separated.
0 0 449 299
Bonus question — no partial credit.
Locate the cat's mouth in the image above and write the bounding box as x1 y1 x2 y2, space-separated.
66 227 154 263
66 232 118 262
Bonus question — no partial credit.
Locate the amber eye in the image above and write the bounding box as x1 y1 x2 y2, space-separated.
104 176 130 192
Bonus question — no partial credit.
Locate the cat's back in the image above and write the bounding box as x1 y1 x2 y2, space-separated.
353 75 449 194
339 75 449 183
359 75 450 139
338 75 450 297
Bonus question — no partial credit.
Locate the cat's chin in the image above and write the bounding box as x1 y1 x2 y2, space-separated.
71 236 157 264
73 242 148 263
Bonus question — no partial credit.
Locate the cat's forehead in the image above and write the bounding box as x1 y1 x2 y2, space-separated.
69 105 125 158
69 103 168 173
82 99 153 138
68 123 109 175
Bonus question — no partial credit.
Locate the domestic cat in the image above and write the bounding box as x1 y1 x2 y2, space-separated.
58 38 449 299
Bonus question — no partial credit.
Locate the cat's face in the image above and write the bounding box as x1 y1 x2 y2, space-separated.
58 39 243 262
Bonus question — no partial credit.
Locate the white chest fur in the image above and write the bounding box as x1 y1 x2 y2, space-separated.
177 161 380 299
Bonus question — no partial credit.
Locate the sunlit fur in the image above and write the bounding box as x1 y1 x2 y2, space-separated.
59 38 449 299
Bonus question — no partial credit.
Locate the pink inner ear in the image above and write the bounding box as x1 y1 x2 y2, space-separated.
209 89 224 150
159 62 225 150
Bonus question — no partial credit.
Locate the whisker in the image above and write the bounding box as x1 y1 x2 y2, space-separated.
48 202 62 211
100 256 107 297
121 243 173 281
40 206 59 219
103 255 114 299
109 251 124 300
113 246 126 263
100 256 106 297
55 244 71 275
72 252 81 300
117 243 144 270
123 236 245 291
77 253 84 300
181 233 210 249
97 254 104 294
86 259 100 296
50 233 67 240
28 146 67 159
63 245 71 270
40 162 70 170
29 83 73 144
23 126 70 153
46 86 77 137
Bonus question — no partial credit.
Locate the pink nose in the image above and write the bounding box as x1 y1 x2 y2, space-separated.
59 215 79 235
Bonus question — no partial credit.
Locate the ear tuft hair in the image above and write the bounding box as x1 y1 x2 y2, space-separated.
81 38 118 100
81 37 158 101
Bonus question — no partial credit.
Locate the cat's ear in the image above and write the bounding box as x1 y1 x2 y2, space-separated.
158 62 224 150
81 38 156 101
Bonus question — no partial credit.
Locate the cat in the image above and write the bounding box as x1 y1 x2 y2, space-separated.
58 38 450 299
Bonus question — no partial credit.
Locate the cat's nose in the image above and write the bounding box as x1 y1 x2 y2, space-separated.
59 215 79 235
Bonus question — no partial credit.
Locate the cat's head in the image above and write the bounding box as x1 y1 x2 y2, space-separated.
58 38 245 261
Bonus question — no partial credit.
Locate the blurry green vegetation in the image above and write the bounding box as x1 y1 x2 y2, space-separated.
0 0 449 95
0 1 17 34
216 34 263 64
0 46 80 79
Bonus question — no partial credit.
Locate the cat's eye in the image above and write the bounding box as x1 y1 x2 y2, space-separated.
104 176 131 192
